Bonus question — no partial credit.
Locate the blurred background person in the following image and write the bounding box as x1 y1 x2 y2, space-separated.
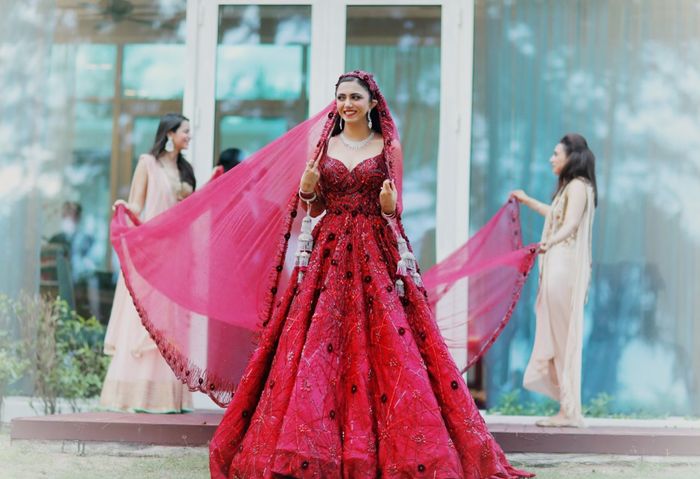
210 147 243 181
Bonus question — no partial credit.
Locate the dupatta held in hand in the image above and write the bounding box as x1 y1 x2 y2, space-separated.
111 71 537 407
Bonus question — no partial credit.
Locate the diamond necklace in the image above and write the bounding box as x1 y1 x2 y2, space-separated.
340 131 374 150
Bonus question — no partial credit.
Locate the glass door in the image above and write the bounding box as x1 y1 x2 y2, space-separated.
213 5 312 163
191 0 472 349
344 5 442 267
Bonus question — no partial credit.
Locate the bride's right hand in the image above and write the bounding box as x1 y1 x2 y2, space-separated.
299 149 323 194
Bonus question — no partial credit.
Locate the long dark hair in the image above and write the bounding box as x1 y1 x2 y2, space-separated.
150 113 196 191
218 148 242 172
331 75 383 136
555 133 597 207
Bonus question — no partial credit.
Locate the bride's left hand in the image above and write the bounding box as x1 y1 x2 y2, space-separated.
379 179 397 215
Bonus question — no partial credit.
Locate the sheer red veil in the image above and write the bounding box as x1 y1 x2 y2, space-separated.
111 71 537 407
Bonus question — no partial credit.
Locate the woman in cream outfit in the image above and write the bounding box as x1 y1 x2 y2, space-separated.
101 113 196 413
512 133 597 427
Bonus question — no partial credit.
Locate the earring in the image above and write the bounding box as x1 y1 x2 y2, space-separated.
367 111 372 129
339 118 344 130
165 137 175 152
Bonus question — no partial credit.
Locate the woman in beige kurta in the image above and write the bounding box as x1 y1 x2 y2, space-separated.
512 133 597 427
101 113 196 413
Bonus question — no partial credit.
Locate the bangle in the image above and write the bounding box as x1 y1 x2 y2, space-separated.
381 209 396 219
298 189 317 202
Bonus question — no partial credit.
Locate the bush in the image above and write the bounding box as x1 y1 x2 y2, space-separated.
0 294 109 415
0 339 27 395
487 389 558 416
489 389 621 418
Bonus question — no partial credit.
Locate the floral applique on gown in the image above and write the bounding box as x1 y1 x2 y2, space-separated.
209 153 533 479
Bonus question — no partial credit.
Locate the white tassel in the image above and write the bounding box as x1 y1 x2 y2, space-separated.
295 251 310 268
294 208 315 284
300 215 313 234
396 237 417 272
298 234 314 252
397 237 409 255
401 251 417 272
411 271 424 288
393 230 422 294
396 259 408 276
395 278 405 297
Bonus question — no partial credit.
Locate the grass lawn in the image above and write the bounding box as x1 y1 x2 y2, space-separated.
2 427 699 478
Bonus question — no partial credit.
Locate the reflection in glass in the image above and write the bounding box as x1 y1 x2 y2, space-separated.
1 1 187 324
219 116 288 158
49 44 117 99
217 46 305 101
131 117 161 170
471 0 700 416
123 44 186 99
346 6 441 268
215 5 311 163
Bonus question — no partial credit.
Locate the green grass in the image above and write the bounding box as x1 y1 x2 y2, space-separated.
0 427 208 479
2 426 699 478
515 460 700 478
488 390 676 419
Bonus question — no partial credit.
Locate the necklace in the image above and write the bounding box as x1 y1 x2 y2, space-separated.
340 131 374 150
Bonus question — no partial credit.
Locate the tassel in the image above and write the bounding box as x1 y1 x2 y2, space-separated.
411 271 424 288
395 278 405 297
397 237 408 255
396 259 408 276
393 227 421 294
295 251 310 268
400 251 417 272
396 237 417 271
294 208 315 283
300 215 313 234
298 234 314 252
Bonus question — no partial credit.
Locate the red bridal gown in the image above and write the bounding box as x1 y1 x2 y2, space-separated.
209 153 533 479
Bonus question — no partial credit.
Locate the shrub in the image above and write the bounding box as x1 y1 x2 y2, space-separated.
0 294 108 415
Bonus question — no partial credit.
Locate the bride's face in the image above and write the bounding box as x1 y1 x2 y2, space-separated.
335 80 377 126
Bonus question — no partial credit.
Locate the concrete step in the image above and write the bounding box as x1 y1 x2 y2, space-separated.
10 411 700 455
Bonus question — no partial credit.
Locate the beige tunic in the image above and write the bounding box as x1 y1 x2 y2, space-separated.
523 178 595 422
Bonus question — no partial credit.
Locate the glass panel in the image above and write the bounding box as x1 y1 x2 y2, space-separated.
215 5 311 164
345 6 441 268
471 0 700 416
216 46 306 100
219 116 288 157
71 102 113 240
131 117 161 170
49 44 117 99
1 2 187 326
123 44 186 99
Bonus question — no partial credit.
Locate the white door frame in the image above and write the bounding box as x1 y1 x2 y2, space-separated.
184 0 474 264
